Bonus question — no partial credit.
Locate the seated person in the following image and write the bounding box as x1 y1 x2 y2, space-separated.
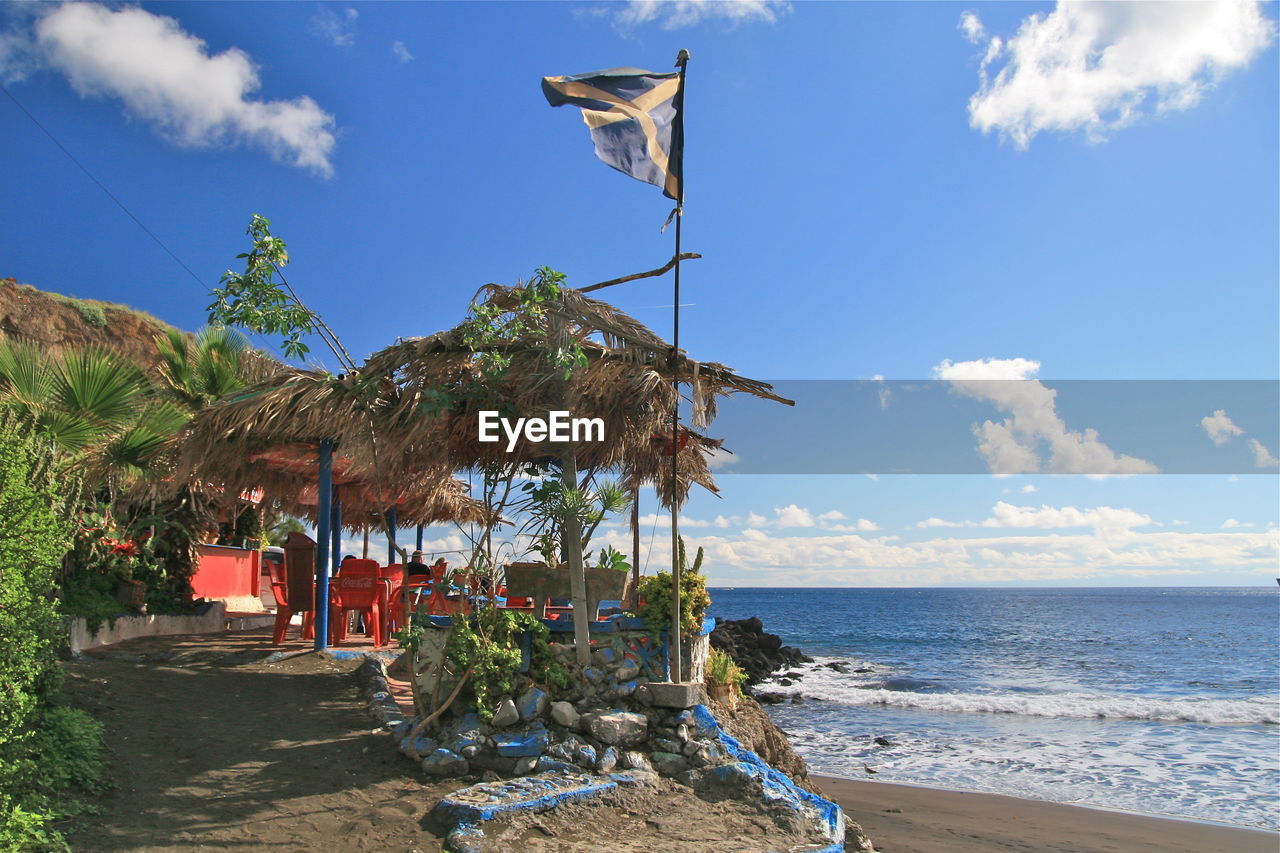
406 551 430 579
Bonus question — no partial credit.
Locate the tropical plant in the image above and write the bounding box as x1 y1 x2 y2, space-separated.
154 325 262 409
514 473 631 563
595 545 629 572
635 536 711 637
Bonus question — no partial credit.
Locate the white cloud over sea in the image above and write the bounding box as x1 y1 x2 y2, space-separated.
933 357 1158 475
965 1 1277 148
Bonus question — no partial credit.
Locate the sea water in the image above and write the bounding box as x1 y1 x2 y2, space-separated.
708 587 1280 830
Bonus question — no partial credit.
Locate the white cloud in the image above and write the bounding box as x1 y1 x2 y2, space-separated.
1220 518 1255 529
817 510 847 522
959 11 986 44
1248 438 1279 468
606 0 789 30
982 500 1154 531
934 357 1158 475
917 517 964 528
965 1 1276 149
309 7 358 47
746 512 768 527
25 3 336 176
1201 409 1245 445
1022 483 1037 493
1172 519 1191 526
704 445 739 470
616 525 1278 587
391 39 414 63
774 504 815 528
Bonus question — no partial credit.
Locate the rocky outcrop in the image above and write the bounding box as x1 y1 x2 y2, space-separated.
0 278 180 370
709 616 811 685
709 692 819 793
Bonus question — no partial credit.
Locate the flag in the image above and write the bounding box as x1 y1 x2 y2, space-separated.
542 67 683 201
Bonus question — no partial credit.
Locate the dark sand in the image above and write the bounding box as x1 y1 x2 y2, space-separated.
60 627 1277 852
818 774 1278 853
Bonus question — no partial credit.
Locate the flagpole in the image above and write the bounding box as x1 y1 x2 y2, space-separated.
670 47 689 684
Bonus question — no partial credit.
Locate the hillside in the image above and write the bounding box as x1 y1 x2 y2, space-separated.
0 277 184 370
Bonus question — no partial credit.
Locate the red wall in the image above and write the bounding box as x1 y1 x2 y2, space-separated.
192 544 261 600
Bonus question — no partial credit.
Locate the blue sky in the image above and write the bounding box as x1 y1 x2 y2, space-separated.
1 1 1276 586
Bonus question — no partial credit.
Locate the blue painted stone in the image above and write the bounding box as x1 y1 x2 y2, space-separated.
614 679 639 698
493 723 549 757
391 720 414 739
596 745 618 773
573 744 596 767
545 742 574 762
399 734 438 757
582 666 604 683
435 772 617 824
686 705 720 740
535 756 577 773
421 747 469 777
516 687 548 721
594 646 616 664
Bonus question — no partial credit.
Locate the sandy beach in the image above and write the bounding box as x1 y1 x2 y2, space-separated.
818 774 1278 853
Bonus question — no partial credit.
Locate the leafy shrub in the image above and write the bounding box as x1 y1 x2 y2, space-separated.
73 302 107 328
0 419 102 850
635 537 711 636
27 707 104 794
707 648 747 691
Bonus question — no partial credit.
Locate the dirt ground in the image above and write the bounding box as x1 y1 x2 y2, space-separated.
62 629 455 852
59 628 835 853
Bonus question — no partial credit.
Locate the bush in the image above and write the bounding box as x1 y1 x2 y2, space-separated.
635 537 711 637
0 419 101 849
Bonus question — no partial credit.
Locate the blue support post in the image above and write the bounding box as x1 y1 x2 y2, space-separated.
314 439 333 651
386 507 398 562
330 487 342 574
416 523 424 552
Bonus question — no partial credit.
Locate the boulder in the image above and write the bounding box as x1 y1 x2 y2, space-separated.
517 687 549 721
492 723 549 757
581 710 649 747
490 699 519 728
550 700 579 729
421 747 469 777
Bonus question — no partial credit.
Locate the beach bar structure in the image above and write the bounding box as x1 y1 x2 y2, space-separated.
167 281 790 657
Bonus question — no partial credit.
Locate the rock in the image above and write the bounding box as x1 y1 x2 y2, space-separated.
615 662 640 681
461 744 479 759
823 661 852 673
421 748 468 777
596 746 619 773
622 750 652 772
710 616 812 684
573 744 597 768
681 740 701 757
874 736 896 747
549 700 579 729
655 737 683 755
592 646 617 666
545 742 574 762
754 692 786 704
790 695 805 704
609 768 659 787
513 755 538 775
517 687 549 721
582 666 605 683
491 699 519 728
535 756 577 773
399 734 438 758
779 678 792 686
581 710 649 747
675 724 690 743
650 751 689 777
613 679 639 698
632 684 654 706
492 723 549 757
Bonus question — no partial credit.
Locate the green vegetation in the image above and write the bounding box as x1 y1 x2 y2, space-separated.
434 608 570 721
0 420 103 850
635 536 711 637
706 648 748 693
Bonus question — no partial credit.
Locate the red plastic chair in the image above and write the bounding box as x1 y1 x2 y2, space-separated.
266 557 314 645
328 560 388 648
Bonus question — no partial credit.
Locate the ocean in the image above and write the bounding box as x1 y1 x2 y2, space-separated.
707 587 1280 830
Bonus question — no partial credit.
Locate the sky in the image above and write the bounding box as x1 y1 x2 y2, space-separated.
1 1 1276 587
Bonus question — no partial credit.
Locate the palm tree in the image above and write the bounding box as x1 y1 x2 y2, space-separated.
154 325 262 410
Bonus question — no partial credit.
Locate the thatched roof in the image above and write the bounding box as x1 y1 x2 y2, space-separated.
167 283 791 509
